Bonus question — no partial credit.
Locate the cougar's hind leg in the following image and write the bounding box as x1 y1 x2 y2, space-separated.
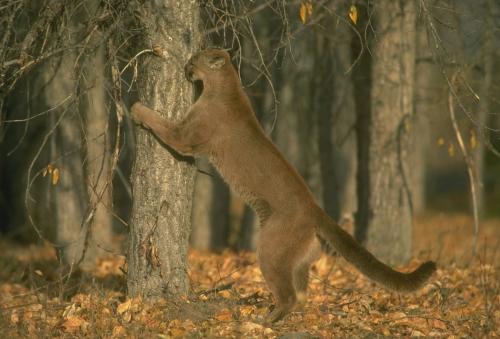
293 237 321 309
257 219 316 322
257 227 298 322
293 262 310 309
259 253 297 323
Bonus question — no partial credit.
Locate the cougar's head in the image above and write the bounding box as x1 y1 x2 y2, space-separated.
185 49 230 82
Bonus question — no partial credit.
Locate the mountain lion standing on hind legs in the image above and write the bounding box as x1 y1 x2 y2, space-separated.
131 49 436 323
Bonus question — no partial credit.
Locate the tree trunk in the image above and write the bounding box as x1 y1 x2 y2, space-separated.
313 2 357 222
43 22 86 267
358 1 416 265
191 159 230 251
42 1 116 268
83 42 114 264
352 2 373 244
475 0 495 218
127 1 201 298
412 19 433 214
274 28 322 204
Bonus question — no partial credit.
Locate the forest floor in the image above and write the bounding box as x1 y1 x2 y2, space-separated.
0 213 498 338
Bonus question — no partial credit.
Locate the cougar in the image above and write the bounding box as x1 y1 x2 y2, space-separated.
131 49 436 322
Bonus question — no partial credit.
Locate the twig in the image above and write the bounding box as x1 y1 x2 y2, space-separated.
197 281 235 296
447 72 479 259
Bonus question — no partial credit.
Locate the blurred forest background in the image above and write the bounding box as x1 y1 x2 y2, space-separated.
0 0 499 280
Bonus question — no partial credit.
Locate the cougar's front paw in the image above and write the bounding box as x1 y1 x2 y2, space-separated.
130 102 144 125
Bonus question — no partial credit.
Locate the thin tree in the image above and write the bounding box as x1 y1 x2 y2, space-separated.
127 1 201 298
356 1 417 265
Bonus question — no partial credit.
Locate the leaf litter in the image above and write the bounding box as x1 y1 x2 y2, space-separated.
0 214 498 338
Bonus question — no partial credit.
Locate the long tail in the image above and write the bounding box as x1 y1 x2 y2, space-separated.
316 212 436 292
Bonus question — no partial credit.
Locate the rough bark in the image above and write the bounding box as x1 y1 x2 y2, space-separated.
127 1 200 298
359 1 416 265
352 2 373 244
412 20 433 214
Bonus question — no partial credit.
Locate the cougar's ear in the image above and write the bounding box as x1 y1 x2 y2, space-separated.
206 55 226 69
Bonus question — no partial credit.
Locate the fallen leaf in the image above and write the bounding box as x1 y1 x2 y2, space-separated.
112 325 126 336
239 305 255 317
432 319 447 330
169 326 186 337
215 308 233 322
117 299 132 315
63 303 78 319
10 310 20 324
62 316 88 333
241 321 263 333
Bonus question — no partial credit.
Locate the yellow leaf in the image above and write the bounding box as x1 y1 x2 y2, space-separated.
241 321 264 333
299 1 313 24
410 329 425 337
62 303 78 319
470 130 477 149
169 326 187 338
448 143 455 157
52 168 60 185
299 3 307 23
437 137 445 146
239 305 255 316
218 290 231 298
349 5 358 25
43 164 53 177
382 327 391 336
117 299 132 315
306 2 313 16
112 325 126 336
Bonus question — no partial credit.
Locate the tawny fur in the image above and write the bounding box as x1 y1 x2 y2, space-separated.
131 49 436 323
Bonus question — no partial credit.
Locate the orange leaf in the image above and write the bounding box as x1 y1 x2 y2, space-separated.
215 308 233 322
299 3 307 23
52 168 60 185
299 1 313 24
62 316 88 333
349 5 358 25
